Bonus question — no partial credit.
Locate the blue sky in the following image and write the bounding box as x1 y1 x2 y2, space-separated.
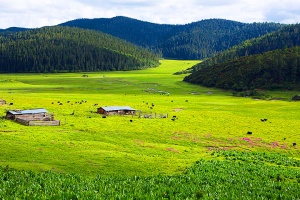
0 0 300 29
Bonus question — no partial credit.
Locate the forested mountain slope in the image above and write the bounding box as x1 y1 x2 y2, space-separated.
184 47 300 91
190 24 300 71
184 24 300 91
60 16 179 50
60 16 284 59
155 19 285 59
0 26 159 73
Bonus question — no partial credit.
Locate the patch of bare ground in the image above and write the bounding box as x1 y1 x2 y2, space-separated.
171 131 201 143
133 140 154 148
166 148 180 153
173 108 184 112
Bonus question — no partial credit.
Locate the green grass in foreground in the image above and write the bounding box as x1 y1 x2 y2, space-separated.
0 59 299 178
0 151 299 199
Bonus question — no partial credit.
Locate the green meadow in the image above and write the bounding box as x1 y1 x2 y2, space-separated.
0 59 299 178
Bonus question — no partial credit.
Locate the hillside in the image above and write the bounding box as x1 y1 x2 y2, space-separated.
60 16 179 50
190 24 300 72
184 46 300 91
60 16 284 59
0 26 159 73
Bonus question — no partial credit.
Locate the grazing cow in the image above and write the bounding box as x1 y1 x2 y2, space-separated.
293 143 297 146
9 103 13 105
247 131 252 135
171 116 177 121
130 120 133 122
102 116 106 118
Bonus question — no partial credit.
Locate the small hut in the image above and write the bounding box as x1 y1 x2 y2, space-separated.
97 106 136 116
0 99 6 105
6 108 60 126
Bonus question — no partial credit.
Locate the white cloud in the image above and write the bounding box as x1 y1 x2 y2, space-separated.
0 0 300 29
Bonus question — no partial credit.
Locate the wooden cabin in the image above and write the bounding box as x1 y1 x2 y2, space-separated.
97 106 136 116
6 108 48 120
6 108 60 126
0 99 6 105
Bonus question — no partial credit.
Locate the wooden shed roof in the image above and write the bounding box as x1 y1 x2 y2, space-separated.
100 106 135 112
7 108 48 115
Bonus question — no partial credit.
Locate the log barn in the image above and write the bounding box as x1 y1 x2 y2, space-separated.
97 106 136 116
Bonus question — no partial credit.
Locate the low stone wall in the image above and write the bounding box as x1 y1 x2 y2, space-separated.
28 120 60 126
15 118 60 126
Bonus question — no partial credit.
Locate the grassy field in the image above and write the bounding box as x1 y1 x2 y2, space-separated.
0 59 299 178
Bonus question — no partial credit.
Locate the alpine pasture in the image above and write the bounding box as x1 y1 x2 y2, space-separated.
0 60 300 186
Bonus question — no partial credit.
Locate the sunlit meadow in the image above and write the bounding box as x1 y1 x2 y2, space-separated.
0 60 299 177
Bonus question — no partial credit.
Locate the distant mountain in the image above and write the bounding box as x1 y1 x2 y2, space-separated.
184 24 300 91
0 26 159 73
0 27 29 35
59 16 285 59
60 16 179 50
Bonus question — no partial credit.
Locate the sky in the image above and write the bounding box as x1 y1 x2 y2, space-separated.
0 0 300 29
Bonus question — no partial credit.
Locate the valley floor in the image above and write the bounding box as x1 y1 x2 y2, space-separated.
0 60 299 198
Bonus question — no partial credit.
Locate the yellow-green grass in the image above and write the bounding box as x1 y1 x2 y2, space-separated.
0 60 299 177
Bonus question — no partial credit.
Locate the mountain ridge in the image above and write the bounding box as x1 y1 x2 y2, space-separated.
1 16 285 60
59 16 285 59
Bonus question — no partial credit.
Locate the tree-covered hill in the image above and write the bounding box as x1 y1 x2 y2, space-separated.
184 46 300 91
155 19 285 59
60 16 180 51
190 24 300 72
0 27 29 35
0 26 159 73
60 16 284 59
